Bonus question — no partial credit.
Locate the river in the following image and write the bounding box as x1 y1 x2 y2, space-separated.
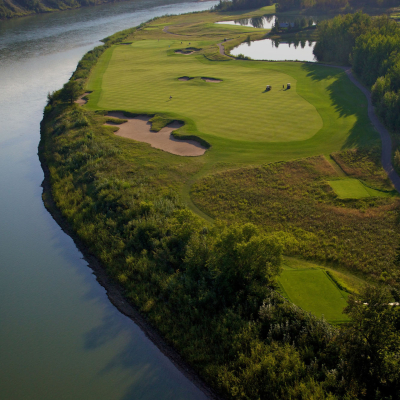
0 1 217 399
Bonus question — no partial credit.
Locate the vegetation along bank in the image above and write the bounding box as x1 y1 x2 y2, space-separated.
40 5 400 399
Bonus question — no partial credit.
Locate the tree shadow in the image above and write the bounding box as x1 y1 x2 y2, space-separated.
301 63 377 149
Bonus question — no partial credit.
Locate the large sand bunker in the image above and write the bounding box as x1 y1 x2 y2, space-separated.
105 112 206 157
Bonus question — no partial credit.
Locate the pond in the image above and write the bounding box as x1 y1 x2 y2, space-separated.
216 15 276 29
216 15 321 29
230 38 317 62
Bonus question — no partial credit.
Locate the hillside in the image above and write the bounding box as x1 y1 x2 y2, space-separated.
0 0 124 19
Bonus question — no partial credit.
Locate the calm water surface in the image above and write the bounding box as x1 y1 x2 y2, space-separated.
231 38 317 62
0 1 217 399
216 15 277 29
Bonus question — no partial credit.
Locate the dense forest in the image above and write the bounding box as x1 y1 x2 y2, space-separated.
277 0 399 11
314 13 400 143
214 0 399 12
0 0 124 19
213 0 273 11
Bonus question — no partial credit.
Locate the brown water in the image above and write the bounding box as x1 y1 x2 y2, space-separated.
0 1 217 399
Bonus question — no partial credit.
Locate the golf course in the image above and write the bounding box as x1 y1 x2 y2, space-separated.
40 5 400 398
70 5 399 322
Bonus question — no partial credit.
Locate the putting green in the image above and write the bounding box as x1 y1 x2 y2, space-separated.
328 178 388 199
88 40 322 142
278 269 350 323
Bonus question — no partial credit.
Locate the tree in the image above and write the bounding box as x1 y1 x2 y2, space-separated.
338 286 400 399
60 80 81 104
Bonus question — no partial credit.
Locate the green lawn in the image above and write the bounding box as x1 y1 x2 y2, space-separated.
85 19 379 168
328 178 388 199
278 268 350 323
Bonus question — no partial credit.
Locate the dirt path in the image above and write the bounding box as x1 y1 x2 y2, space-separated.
217 40 234 58
336 66 400 192
163 25 183 36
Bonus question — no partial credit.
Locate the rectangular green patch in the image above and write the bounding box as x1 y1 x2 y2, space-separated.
278 269 350 323
328 178 387 199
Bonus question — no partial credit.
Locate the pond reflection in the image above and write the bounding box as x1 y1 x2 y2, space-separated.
231 38 317 62
216 15 276 29
216 15 321 30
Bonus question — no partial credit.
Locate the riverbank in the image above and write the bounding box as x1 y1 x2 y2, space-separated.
38 129 221 400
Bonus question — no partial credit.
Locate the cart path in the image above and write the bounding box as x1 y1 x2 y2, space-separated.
339 66 400 192
217 40 234 57
218 37 400 192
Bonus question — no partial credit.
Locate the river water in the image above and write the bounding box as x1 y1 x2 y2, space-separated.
0 1 217 399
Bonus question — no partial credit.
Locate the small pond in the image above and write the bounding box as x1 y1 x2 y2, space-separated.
216 15 321 29
216 15 276 29
231 38 317 62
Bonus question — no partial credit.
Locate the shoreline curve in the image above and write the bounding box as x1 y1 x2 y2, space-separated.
38 129 222 400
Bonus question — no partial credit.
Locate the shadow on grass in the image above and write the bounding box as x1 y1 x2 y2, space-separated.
301 63 378 149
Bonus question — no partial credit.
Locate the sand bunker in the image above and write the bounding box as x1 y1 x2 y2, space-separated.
175 50 195 55
178 76 193 81
105 112 206 157
75 92 91 105
201 77 222 83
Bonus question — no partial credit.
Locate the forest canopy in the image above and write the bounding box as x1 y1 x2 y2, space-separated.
214 0 399 12
314 12 400 134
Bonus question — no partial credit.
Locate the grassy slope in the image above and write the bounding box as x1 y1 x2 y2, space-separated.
191 155 400 285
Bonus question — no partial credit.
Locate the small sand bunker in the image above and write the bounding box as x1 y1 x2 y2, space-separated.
178 76 194 81
75 92 91 105
201 77 222 83
175 50 195 55
105 112 206 157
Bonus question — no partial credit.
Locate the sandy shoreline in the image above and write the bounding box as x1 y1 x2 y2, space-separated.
38 127 222 400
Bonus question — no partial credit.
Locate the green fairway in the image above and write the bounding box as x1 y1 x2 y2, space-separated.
278 268 350 323
328 178 388 198
85 16 379 167
88 39 322 143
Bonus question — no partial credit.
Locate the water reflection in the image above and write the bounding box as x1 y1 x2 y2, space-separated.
217 14 276 29
216 15 321 29
231 38 316 62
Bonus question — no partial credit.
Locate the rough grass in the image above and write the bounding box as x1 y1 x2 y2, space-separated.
278 268 350 323
191 155 400 284
331 147 393 190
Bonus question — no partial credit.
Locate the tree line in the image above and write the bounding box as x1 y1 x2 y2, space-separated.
214 0 399 12
213 0 273 11
314 12 400 135
0 0 123 19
